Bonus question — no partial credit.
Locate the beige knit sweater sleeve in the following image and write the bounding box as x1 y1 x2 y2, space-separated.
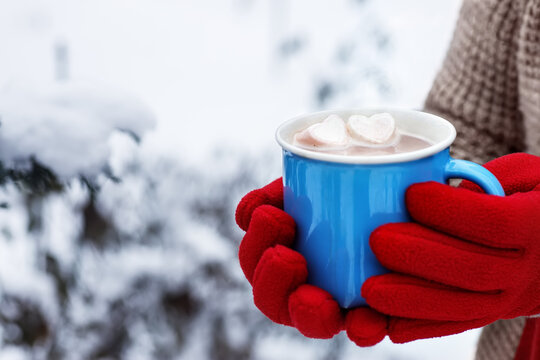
424 0 540 165
422 1 540 359
518 0 540 154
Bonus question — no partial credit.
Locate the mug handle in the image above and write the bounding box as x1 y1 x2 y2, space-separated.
445 158 505 196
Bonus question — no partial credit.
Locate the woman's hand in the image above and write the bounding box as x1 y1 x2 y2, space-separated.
364 153 540 343
235 179 388 346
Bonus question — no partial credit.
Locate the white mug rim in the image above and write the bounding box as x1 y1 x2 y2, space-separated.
275 108 457 165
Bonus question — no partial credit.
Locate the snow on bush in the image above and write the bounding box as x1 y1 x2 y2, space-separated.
0 82 156 178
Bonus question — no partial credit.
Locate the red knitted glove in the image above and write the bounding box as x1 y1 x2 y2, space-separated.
363 153 540 343
236 179 388 346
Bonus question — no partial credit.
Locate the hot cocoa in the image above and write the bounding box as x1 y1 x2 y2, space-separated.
293 113 432 156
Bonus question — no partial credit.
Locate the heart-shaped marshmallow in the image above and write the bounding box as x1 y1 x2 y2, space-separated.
347 113 396 144
294 115 349 148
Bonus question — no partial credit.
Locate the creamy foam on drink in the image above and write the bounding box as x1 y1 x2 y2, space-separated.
293 113 432 156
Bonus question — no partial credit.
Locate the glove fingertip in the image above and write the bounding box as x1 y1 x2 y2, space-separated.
369 224 398 255
235 190 265 231
387 318 428 344
239 205 296 282
288 284 344 339
252 245 308 326
255 205 296 240
345 307 387 347
360 275 381 301
235 178 284 231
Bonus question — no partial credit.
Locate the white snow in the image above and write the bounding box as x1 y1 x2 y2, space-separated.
0 347 27 360
0 185 59 317
0 82 156 178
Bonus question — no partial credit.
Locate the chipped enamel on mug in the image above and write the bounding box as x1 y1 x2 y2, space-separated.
276 108 505 308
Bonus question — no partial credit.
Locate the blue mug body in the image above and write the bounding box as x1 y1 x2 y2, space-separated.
277 109 505 308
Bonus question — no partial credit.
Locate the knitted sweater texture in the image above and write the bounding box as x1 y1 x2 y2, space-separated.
423 0 540 358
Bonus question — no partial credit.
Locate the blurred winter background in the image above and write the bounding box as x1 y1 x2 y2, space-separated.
0 0 480 359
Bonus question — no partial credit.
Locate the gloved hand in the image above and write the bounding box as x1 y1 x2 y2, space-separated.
235 179 388 346
363 153 540 343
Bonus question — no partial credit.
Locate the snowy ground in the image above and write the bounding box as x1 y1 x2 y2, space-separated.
0 0 484 359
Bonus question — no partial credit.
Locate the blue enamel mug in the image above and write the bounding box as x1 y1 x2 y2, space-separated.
276 108 505 308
